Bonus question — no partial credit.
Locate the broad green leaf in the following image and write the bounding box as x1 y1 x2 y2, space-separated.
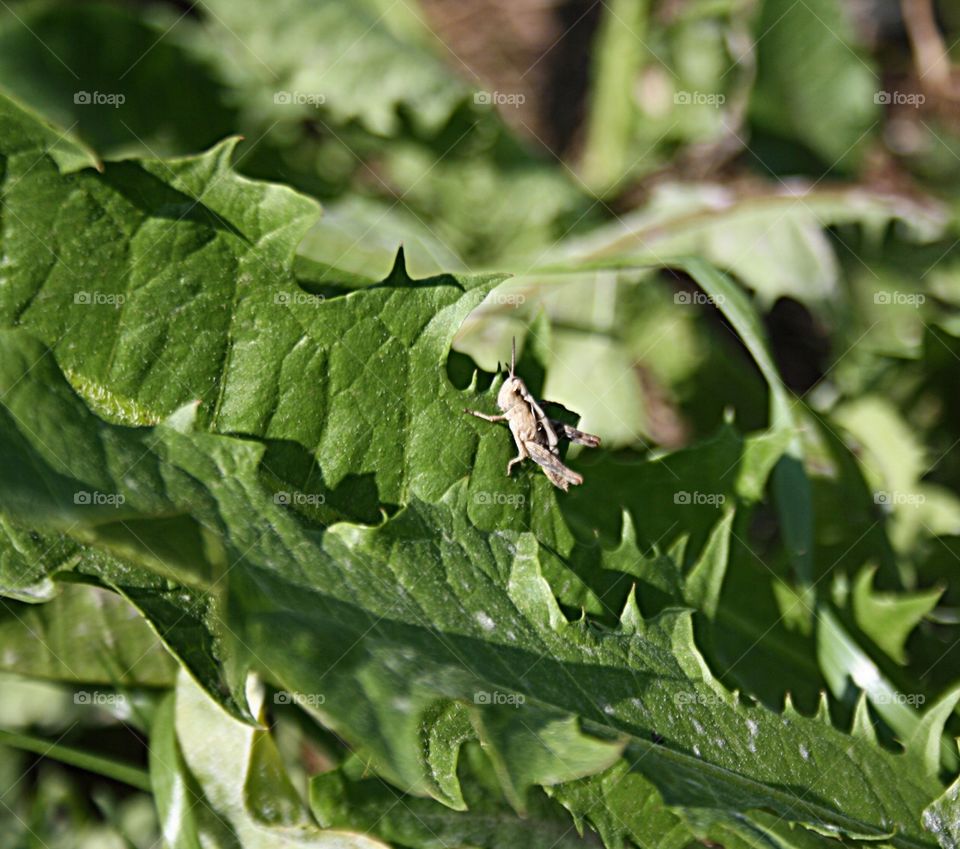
311 745 604 849
150 692 242 849
923 776 960 849
173 671 387 849
550 184 945 308
0 90 98 173
0 522 248 721
0 517 79 601
198 0 467 137
0 94 319 429
0 93 601 617
546 760 693 849
0 2 234 159
0 329 948 848
0 583 175 686
468 706 624 813
0 92 507 509
751 0 879 164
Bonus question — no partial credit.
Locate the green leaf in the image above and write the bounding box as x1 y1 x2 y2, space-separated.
0 96 319 428
834 397 960 555
817 605 955 773
683 506 734 618
923 775 960 849
198 0 467 137
549 185 945 308
853 566 943 665
172 671 385 849
418 700 475 810
851 691 878 744
0 90 99 173
469 705 624 813
0 582 175 686
0 329 947 847
4 88 959 849
150 691 242 849
0 517 79 601
546 760 693 849
908 686 960 780
311 745 604 849
93 559 252 723
751 0 879 164
0 92 508 511
0 2 235 159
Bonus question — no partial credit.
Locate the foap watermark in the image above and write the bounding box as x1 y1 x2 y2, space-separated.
673 691 724 707
274 90 326 107
874 490 925 508
274 491 326 507
75 691 128 707
474 690 525 707
490 292 526 307
74 291 125 307
474 491 525 506
74 90 125 108
273 690 326 707
674 490 725 507
674 290 725 307
874 291 925 307
274 291 325 306
74 490 125 507
874 90 925 108
474 90 525 108
674 90 725 108
872 691 925 707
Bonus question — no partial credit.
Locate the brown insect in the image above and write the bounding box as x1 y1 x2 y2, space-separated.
464 338 600 490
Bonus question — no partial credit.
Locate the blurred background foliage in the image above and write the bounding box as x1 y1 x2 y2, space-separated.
4 0 960 845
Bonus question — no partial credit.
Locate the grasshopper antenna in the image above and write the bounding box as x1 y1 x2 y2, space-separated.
510 336 516 378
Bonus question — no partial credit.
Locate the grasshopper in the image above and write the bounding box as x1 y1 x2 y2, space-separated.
464 338 600 491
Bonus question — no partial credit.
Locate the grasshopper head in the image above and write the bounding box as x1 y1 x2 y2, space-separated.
496 375 525 412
